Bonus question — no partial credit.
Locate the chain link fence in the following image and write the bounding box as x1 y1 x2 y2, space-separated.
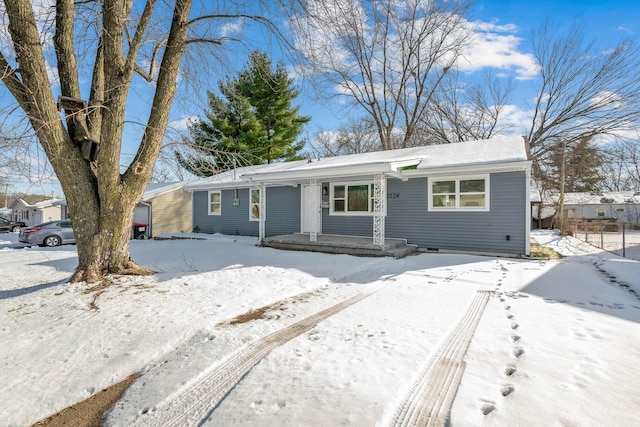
562 220 640 261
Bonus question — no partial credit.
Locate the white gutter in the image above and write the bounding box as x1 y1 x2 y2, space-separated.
403 160 531 178
243 158 422 183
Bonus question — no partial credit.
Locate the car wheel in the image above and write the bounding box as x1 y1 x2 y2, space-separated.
43 235 62 247
11 226 20 232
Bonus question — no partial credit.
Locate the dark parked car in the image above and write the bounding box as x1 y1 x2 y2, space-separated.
0 217 26 233
19 220 75 247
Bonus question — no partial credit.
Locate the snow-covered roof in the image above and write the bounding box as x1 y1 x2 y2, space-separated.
54 182 192 206
184 136 530 190
543 191 640 205
8 198 64 209
141 182 190 201
33 198 64 208
183 160 311 190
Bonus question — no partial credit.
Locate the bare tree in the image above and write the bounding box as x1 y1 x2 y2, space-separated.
310 117 380 157
0 0 287 282
291 0 474 150
600 138 640 191
527 21 640 182
417 20 640 192
423 71 514 144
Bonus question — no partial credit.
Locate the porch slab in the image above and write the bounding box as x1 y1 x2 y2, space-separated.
262 234 417 258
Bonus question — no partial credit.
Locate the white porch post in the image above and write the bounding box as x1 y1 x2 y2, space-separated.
259 182 266 243
310 179 318 242
373 173 386 247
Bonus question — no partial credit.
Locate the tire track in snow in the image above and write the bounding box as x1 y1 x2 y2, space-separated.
131 283 386 427
385 290 492 427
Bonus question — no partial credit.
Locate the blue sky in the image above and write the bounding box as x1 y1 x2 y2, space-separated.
3 0 640 196
293 0 640 133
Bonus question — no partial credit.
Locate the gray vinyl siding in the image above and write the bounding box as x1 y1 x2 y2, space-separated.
385 171 527 254
193 170 527 254
193 189 258 236
192 186 300 237
265 186 300 236
322 212 373 237
322 182 373 237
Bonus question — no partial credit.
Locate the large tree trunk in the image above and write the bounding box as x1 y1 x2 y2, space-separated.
70 187 152 283
1 0 192 283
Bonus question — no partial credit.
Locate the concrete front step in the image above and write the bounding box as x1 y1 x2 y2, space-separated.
262 234 418 258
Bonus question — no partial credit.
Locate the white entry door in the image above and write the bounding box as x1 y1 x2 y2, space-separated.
301 184 322 234
31 211 42 226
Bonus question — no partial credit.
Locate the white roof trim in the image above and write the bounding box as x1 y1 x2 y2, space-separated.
243 158 422 183
404 160 531 178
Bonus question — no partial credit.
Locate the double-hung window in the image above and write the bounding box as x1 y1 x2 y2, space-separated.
250 188 261 221
209 190 221 215
331 182 374 215
429 176 489 211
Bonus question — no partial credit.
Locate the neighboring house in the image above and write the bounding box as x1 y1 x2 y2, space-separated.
8 198 64 226
559 192 640 224
184 136 532 256
133 182 192 237
55 182 192 238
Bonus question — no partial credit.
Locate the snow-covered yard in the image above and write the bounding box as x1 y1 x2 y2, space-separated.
1 230 639 426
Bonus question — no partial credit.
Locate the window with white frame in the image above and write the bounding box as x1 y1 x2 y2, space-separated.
597 208 605 217
331 182 374 215
429 176 489 211
250 188 261 221
208 190 221 215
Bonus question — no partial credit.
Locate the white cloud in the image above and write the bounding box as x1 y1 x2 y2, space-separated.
220 20 244 38
617 24 634 35
457 20 539 80
495 104 532 134
169 115 198 131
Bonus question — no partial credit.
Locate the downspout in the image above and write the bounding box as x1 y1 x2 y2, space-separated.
525 167 531 256
259 182 266 244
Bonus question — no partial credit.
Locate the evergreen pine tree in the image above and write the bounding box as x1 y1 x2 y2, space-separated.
540 137 603 193
177 51 310 176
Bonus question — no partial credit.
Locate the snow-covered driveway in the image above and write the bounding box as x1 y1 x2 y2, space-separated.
1 231 639 426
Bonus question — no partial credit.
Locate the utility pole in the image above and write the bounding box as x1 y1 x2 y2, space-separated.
558 140 566 234
3 183 9 208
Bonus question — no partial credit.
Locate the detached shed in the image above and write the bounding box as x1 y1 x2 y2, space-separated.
134 182 192 237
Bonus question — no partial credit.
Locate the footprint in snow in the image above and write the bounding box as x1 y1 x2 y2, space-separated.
481 404 496 415
501 385 515 397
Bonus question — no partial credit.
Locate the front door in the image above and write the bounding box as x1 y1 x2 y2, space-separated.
301 184 322 234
